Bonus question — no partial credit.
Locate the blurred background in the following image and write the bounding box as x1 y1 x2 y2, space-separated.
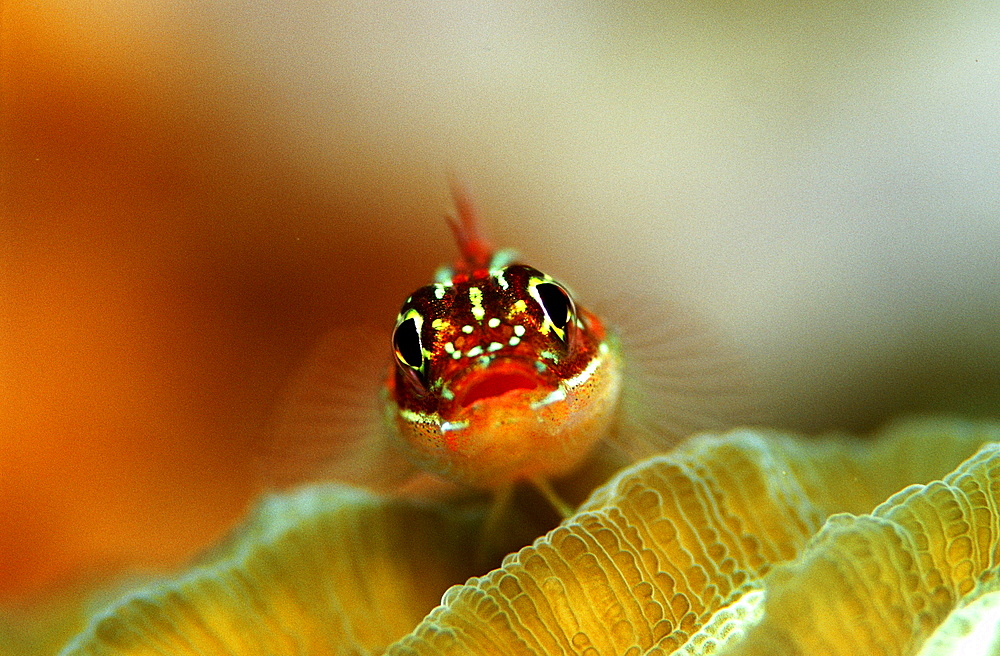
2 0 999 630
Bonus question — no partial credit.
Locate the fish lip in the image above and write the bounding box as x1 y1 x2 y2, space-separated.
450 358 553 410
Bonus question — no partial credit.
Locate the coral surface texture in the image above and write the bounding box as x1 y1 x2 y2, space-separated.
62 419 1000 655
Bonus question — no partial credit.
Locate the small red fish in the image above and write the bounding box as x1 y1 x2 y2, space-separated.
385 190 622 494
270 188 746 514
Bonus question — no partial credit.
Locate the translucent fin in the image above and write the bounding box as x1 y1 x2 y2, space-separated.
474 484 514 567
530 478 574 519
599 297 756 461
262 326 420 493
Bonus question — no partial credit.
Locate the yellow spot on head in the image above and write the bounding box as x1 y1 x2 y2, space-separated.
510 299 527 316
399 408 438 423
469 287 485 321
432 318 449 331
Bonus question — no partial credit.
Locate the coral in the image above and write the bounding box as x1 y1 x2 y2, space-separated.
60 419 1000 656
60 488 482 656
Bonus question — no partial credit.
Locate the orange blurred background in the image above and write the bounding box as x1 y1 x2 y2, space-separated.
0 0 437 604
3 0 1000 618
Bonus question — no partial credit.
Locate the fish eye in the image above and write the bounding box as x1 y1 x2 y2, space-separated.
532 281 575 344
536 282 573 330
393 316 424 369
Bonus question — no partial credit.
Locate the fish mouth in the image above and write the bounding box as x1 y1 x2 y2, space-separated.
454 360 547 409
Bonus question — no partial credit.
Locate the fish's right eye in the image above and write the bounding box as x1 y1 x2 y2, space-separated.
393 316 424 369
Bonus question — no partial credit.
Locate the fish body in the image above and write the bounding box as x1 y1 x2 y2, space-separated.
386 194 623 490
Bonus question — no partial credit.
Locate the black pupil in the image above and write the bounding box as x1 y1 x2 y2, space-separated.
537 283 571 329
394 317 423 368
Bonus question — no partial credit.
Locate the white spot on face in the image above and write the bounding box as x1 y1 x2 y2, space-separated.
466 345 483 357
441 420 469 433
494 270 509 290
564 351 603 389
513 324 526 337
444 342 455 354
531 387 567 410
508 336 521 347
441 388 455 401
469 287 485 321
433 284 446 300
452 350 461 360
462 325 474 334
488 317 501 328
488 341 503 352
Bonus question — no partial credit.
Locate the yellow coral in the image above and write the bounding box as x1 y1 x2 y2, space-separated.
61 488 481 656
60 419 1000 656
736 439 1000 655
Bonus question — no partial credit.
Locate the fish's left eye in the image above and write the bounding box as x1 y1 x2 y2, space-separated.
393 317 423 369
536 282 573 330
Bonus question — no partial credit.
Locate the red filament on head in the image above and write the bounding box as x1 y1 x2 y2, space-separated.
447 183 494 274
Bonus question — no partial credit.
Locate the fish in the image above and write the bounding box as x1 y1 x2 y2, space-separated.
268 187 748 516
384 191 623 513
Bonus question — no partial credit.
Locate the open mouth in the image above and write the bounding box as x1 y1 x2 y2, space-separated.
456 363 543 408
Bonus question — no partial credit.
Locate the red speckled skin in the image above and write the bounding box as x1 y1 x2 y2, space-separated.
386 199 623 490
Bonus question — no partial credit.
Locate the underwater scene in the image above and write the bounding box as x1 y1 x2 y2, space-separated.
3 2 1000 655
